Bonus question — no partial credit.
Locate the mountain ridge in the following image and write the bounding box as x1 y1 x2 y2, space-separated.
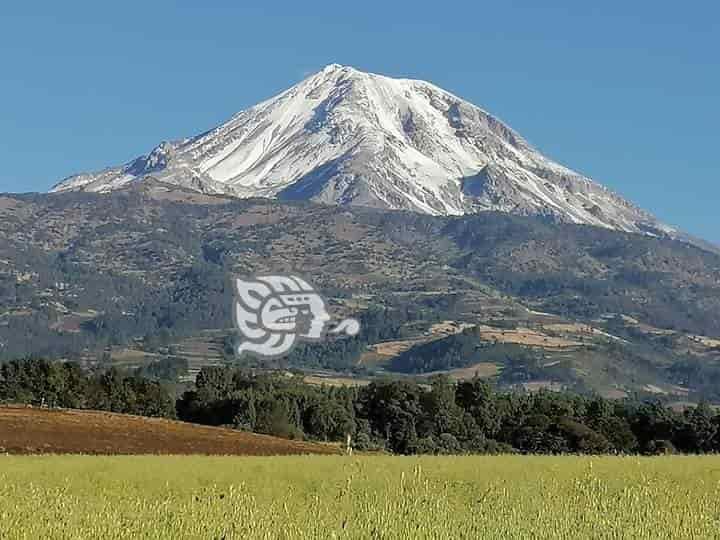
52 64 680 240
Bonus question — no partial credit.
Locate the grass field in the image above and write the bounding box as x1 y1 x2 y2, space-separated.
1 455 720 539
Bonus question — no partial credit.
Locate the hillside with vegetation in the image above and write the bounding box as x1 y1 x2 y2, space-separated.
1 183 719 402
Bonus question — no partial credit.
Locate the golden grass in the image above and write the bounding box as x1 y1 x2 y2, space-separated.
422 362 500 381
1 455 719 539
477 325 582 348
371 338 426 356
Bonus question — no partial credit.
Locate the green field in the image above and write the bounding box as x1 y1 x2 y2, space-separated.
1 455 719 539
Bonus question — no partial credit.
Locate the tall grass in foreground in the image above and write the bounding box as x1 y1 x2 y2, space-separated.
1 455 719 539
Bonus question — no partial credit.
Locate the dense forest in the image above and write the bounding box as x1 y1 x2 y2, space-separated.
3 358 720 456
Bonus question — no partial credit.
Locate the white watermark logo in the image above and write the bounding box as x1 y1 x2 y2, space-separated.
232 274 360 359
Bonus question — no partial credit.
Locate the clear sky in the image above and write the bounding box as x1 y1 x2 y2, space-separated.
1 1 717 243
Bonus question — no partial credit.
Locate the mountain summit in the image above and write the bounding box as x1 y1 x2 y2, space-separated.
52 64 674 236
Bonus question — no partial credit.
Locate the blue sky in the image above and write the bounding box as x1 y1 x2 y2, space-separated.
1 1 718 243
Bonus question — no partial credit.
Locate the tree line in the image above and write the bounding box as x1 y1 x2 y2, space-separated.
4 358 720 455
0 357 175 418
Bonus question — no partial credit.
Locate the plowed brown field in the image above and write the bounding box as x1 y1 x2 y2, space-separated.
0 406 337 456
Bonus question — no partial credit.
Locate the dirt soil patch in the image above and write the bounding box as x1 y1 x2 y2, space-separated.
477 325 582 348
0 407 337 456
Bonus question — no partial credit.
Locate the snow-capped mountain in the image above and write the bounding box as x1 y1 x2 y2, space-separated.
52 64 675 237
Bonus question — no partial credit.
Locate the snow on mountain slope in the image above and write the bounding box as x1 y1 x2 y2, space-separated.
51 64 676 237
